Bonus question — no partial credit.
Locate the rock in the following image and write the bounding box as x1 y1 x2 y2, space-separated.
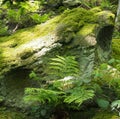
63 0 81 7
0 7 115 109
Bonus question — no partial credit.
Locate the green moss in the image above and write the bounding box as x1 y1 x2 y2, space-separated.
0 16 60 45
95 11 115 26
0 49 4 68
77 24 97 36
112 39 120 59
90 7 102 13
0 7 115 73
0 16 60 71
56 8 98 43
60 8 96 24
0 109 26 119
92 110 119 119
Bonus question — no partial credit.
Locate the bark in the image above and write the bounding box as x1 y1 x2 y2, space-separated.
115 0 120 23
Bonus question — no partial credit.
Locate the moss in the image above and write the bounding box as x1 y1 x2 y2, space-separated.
90 7 102 13
0 16 60 72
0 109 27 119
95 11 115 26
0 49 4 68
0 16 60 45
56 8 98 43
0 7 115 73
92 110 119 119
56 7 114 45
60 8 96 24
112 39 120 59
77 24 97 37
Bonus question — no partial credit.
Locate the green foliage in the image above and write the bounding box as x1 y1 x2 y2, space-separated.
49 55 80 78
64 87 94 106
93 62 120 87
6 1 48 25
24 55 95 114
29 71 39 80
0 1 50 33
100 0 112 9
112 39 120 60
108 58 120 71
96 98 109 109
92 62 120 109
24 88 62 104
0 20 8 36
24 55 120 118
99 0 117 13
29 104 53 119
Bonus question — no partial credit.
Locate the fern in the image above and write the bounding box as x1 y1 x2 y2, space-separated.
24 55 95 111
24 88 64 104
64 87 94 106
49 55 80 78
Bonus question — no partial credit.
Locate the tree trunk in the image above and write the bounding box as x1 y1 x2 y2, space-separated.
115 0 120 31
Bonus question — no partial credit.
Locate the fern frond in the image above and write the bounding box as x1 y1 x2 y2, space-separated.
49 55 80 78
24 88 64 104
64 87 94 106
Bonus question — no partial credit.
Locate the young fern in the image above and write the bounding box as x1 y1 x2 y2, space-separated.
64 86 94 106
49 55 80 78
24 88 64 104
24 55 95 111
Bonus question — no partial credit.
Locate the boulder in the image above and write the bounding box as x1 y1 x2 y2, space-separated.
0 7 115 108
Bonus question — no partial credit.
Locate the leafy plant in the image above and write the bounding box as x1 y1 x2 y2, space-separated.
96 98 109 109
111 100 120 116
24 56 120 118
24 88 62 104
0 20 8 36
64 86 94 106
24 55 96 118
49 55 80 78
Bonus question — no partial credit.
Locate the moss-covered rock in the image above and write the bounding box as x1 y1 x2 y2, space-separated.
0 107 28 119
0 7 115 110
112 39 120 59
92 110 119 119
0 7 115 75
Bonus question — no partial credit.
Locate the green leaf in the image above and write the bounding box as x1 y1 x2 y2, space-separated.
40 109 46 116
96 98 109 109
108 58 115 64
49 55 80 78
100 63 108 70
64 87 94 106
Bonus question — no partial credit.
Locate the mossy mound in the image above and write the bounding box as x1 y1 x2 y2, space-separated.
0 107 27 119
0 7 115 75
112 39 120 59
92 110 119 119
56 8 97 44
